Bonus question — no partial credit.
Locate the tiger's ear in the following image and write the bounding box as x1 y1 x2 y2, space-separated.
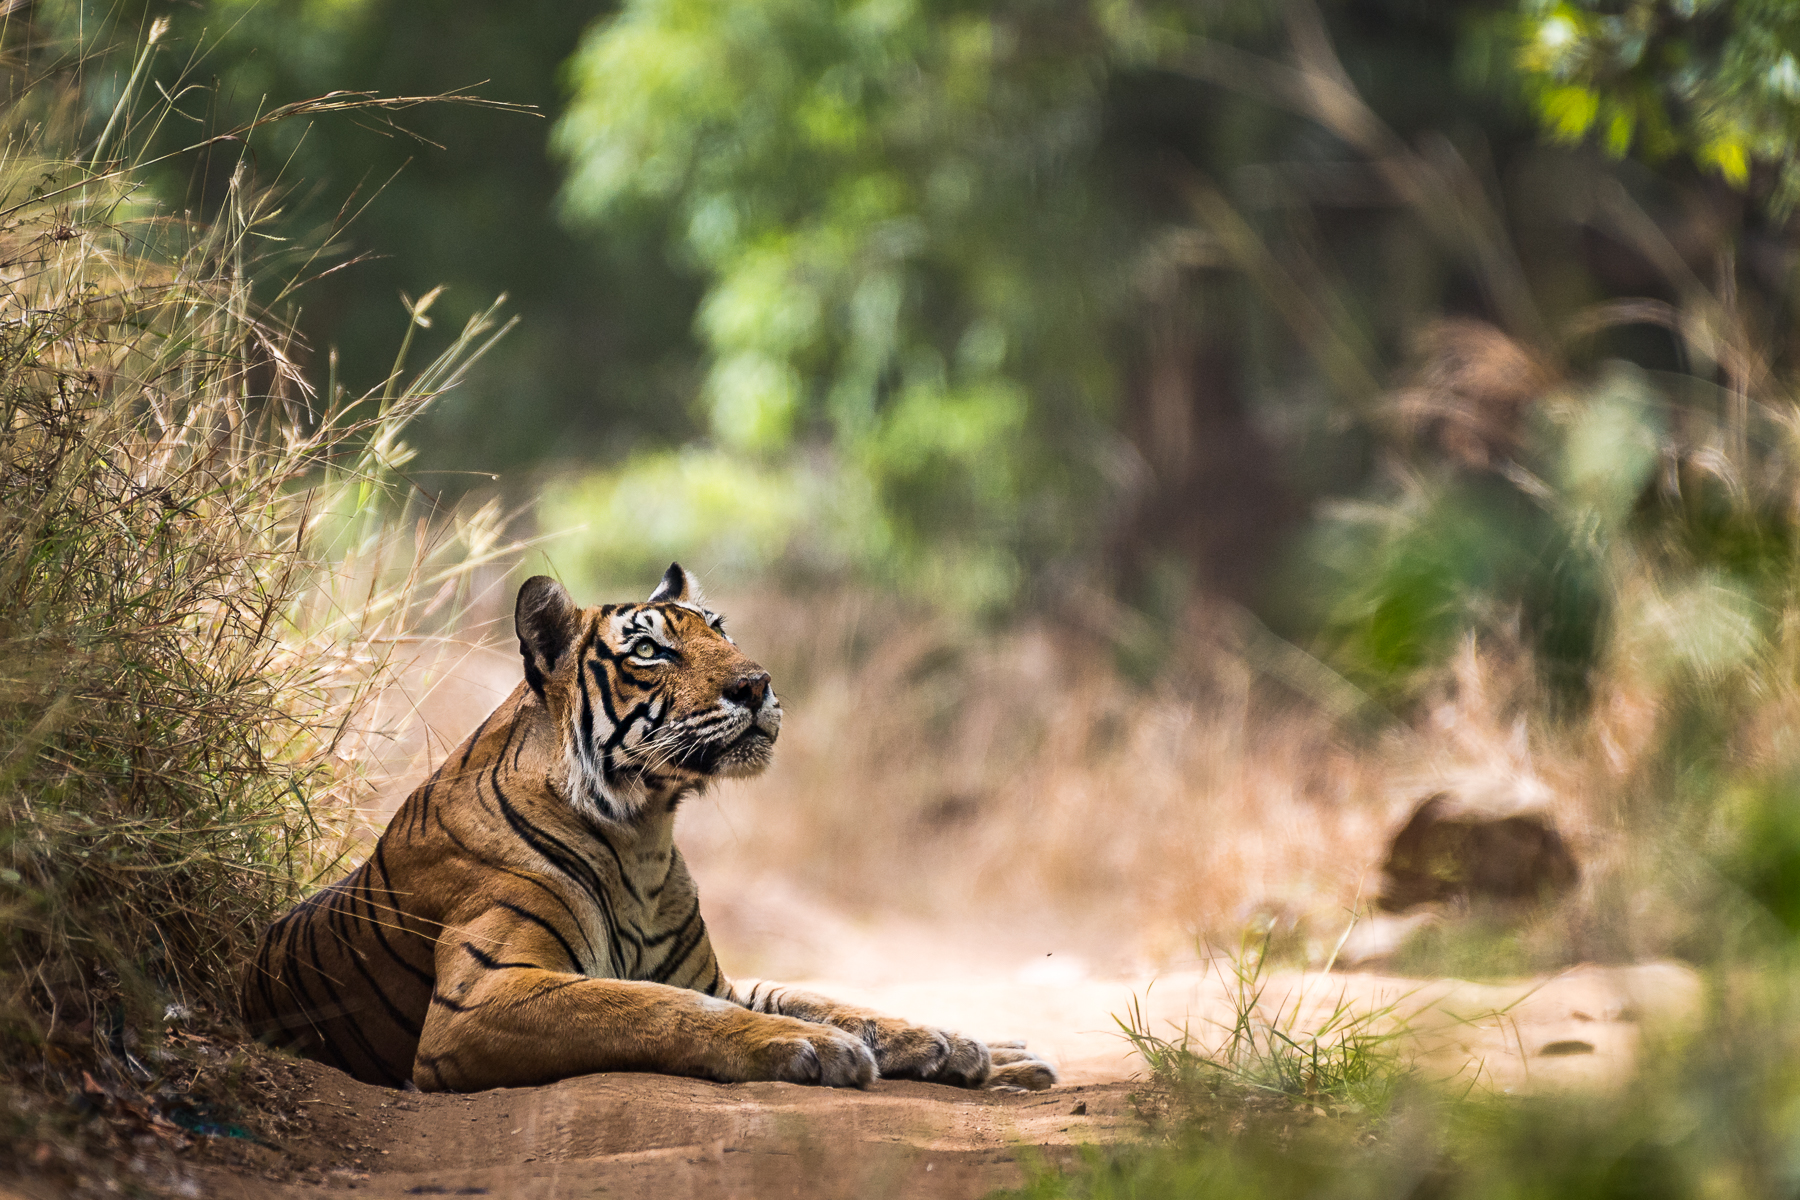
648 562 703 605
516 576 579 697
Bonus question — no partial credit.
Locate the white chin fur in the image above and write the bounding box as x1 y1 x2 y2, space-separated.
711 731 775 778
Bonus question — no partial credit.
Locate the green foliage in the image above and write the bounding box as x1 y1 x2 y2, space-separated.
25 0 1796 623
1388 911 1538 980
1717 772 1800 936
538 449 817 591
1314 474 1607 709
1018 929 1785 1200
1010 1026 1800 1199
1016 946 1800 1200
555 0 1153 602
1515 0 1800 209
1311 344 1800 713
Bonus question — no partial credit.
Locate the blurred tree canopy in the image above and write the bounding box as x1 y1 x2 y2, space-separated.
1516 0 1800 209
38 0 1800 683
553 0 1143 604
552 0 1800 615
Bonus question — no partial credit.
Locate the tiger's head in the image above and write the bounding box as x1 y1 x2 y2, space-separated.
514 563 780 823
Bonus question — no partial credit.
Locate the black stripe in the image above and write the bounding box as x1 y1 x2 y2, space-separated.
277 921 338 1041
648 914 709 985
463 941 544 971
599 695 654 753
301 917 407 1086
339 910 425 1040
588 824 645 905
349 874 429 987
368 844 433 985
303 905 403 1076
671 947 715 990
588 656 630 739
432 806 600 962
458 708 497 771
489 767 623 971
414 1049 466 1091
614 659 658 688
495 900 584 973
577 663 598 768
641 897 701 947
405 778 436 841
580 663 627 811
249 930 291 1036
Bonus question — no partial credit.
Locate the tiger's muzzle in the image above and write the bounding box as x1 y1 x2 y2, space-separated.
700 671 781 778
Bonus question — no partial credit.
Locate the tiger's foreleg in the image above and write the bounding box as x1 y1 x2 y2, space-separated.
731 980 1059 1091
414 908 875 1092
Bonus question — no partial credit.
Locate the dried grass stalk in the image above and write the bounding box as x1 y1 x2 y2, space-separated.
0 26 519 1065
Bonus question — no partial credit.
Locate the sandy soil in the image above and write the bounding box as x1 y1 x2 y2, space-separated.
130 959 1694 1200
192 1068 1135 1200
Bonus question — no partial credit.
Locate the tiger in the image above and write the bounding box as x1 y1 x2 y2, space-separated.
241 564 1057 1094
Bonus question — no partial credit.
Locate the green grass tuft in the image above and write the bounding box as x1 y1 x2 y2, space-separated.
1118 930 1420 1128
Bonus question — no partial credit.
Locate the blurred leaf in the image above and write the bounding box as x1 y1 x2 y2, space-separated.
1622 571 1763 687
554 0 1136 603
1558 362 1663 529
538 448 811 589
1514 0 1800 209
1719 773 1800 936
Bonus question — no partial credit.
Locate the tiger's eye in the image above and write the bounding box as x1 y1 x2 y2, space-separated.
633 638 658 658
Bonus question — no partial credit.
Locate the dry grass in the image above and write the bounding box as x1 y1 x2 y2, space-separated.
0 20 524 1188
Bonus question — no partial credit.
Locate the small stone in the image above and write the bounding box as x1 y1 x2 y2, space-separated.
1069 1101 1087 1116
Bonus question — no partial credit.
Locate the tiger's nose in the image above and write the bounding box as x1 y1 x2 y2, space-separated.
724 671 770 709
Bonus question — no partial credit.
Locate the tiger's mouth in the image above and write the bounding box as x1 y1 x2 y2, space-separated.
688 726 776 779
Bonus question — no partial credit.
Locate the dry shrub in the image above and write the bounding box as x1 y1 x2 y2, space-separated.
0 23 517 1108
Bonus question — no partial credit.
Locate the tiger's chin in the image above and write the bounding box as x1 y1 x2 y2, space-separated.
707 728 776 779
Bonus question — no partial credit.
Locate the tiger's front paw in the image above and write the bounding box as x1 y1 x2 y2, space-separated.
983 1040 1058 1092
755 1022 877 1088
862 1018 991 1087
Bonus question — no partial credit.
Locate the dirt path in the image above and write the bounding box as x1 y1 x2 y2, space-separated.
195 1069 1134 1199
159 961 1698 1200
815 960 1701 1092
